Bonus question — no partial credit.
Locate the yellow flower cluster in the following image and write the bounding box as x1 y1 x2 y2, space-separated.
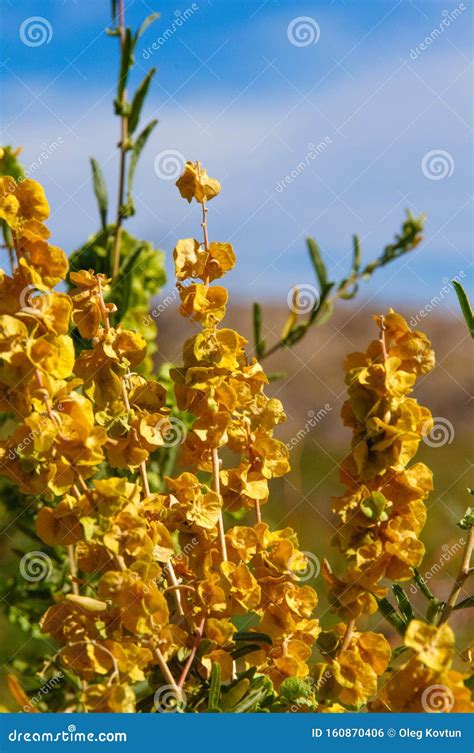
0 166 320 710
167 161 320 688
314 624 391 709
324 312 435 617
371 619 473 712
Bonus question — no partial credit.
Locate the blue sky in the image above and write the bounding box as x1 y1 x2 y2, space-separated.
1 0 472 311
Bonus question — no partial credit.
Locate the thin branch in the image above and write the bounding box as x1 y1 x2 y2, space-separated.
178 617 205 689
112 0 129 279
212 448 227 561
438 527 473 625
339 618 356 654
67 546 79 596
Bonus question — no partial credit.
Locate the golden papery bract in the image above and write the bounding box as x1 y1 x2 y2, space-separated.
175 161 221 204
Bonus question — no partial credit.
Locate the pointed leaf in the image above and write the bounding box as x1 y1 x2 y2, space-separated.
376 597 406 635
135 12 160 41
452 280 474 337
128 68 156 134
117 27 133 100
307 237 328 290
234 631 272 645
252 302 266 359
208 662 221 710
352 234 361 273
89 158 108 230
453 596 474 611
392 585 415 623
127 119 158 201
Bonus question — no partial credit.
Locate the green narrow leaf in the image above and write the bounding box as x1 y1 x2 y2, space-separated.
376 597 406 635
230 676 273 713
89 158 108 230
208 662 221 710
127 119 158 202
230 644 264 661
117 27 133 100
128 68 156 134
135 12 160 41
352 234 361 273
453 596 474 611
111 243 145 318
234 631 273 645
252 302 266 358
452 280 474 337
307 237 328 290
413 568 435 601
392 585 415 623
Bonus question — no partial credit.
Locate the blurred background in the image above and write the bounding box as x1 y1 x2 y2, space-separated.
0 0 472 708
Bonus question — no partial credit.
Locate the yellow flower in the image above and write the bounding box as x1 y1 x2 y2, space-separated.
176 161 221 203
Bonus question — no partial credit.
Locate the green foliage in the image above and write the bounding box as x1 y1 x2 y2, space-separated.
253 211 426 359
452 280 474 337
